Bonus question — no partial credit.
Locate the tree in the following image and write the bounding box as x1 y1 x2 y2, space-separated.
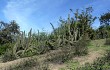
0 20 20 44
8 20 20 35
99 11 110 38
100 11 110 26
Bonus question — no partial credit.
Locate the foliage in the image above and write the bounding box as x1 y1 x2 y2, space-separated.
74 37 89 56
0 20 20 44
2 49 16 62
47 38 89 63
98 11 110 39
100 11 110 26
105 38 110 45
0 43 9 55
0 43 14 55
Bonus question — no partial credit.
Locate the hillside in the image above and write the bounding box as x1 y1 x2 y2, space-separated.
0 39 109 70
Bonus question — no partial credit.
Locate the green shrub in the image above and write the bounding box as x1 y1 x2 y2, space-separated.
0 43 14 55
0 44 7 55
2 49 16 62
47 38 89 63
0 43 15 62
48 51 71 63
74 38 89 56
105 38 110 45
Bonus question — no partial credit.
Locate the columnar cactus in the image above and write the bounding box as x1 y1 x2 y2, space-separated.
13 29 35 58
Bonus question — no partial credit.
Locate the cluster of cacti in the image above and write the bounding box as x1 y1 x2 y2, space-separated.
46 10 92 63
2 7 93 62
45 7 98 53
13 29 34 58
12 28 51 58
0 7 97 63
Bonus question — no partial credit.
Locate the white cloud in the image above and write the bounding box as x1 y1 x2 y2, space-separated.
3 0 68 32
3 0 42 31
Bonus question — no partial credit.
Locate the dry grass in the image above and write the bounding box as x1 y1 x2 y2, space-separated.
90 39 106 47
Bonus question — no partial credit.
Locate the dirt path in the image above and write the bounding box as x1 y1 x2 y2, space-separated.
49 49 105 70
73 50 105 65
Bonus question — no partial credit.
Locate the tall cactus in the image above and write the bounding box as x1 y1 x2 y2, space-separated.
13 29 35 58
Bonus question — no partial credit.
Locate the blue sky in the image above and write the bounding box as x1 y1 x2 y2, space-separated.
0 0 110 32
